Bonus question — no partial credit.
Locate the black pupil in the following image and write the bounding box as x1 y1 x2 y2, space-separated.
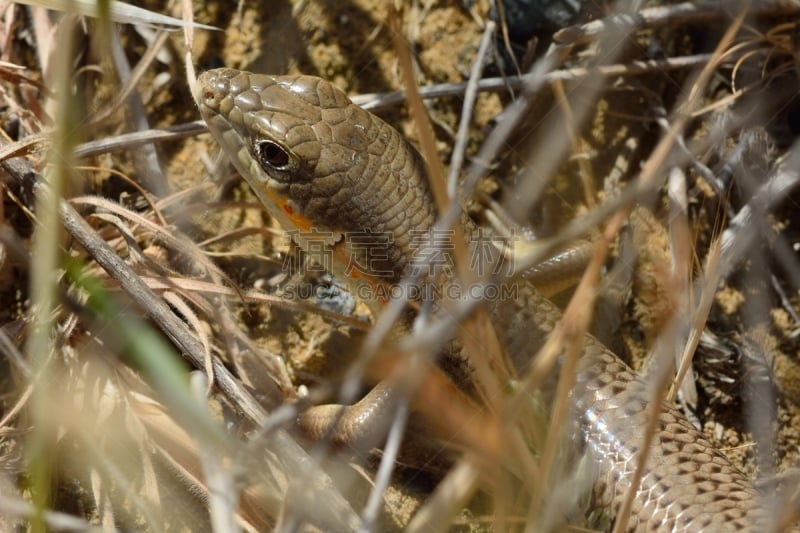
258 141 290 169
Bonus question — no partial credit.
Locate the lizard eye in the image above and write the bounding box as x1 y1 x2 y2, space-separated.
255 140 291 170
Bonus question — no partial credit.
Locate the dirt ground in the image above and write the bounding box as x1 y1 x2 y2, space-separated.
1 0 800 530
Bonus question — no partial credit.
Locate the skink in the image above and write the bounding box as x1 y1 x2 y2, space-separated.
196 67 769 531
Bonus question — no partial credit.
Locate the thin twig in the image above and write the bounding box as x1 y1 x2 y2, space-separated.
446 20 495 198
554 0 800 44
64 54 714 162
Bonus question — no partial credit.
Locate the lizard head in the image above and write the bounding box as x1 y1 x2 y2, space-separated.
197 67 436 284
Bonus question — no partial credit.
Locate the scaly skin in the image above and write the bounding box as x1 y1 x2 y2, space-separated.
196 67 769 531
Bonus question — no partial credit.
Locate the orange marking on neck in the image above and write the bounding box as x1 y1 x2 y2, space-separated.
261 186 313 231
260 185 389 307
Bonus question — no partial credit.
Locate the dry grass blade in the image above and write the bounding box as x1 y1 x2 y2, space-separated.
12 0 218 29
